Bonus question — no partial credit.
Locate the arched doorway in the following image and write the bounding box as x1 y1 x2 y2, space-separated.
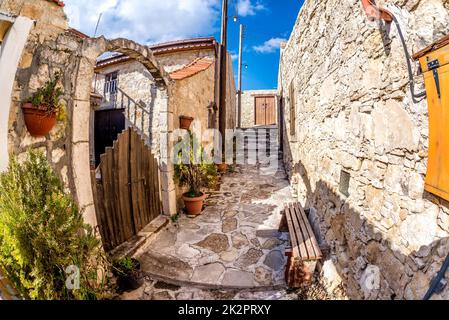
71 37 176 229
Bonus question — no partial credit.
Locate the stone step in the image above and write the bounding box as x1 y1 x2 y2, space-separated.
139 251 287 291
245 137 278 143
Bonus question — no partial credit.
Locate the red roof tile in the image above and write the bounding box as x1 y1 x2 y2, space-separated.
68 28 89 39
48 0 65 7
170 57 214 80
95 37 217 70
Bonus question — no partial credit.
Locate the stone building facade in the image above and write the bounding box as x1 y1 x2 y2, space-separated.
279 0 449 299
239 89 278 128
0 0 178 232
93 39 237 205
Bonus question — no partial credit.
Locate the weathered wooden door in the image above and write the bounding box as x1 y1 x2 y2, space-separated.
92 128 162 251
255 96 276 125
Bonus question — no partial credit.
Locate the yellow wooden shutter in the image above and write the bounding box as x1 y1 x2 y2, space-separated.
417 42 449 201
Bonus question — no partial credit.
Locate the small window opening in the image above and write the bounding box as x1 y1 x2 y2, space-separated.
339 170 350 197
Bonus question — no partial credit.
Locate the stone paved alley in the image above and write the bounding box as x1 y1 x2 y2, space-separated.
126 150 299 299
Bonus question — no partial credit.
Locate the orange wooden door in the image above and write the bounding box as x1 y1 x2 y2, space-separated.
418 44 449 201
255 97 266 125
265 97 276 125
255 96 276 125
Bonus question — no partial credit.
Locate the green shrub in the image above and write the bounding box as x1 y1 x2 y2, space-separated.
0 151 111 300
25 72 64 116
174 131 219 197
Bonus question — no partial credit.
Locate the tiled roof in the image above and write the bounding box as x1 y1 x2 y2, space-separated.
67 28 89 39
151 37 216 55
169 57 214 80
48 0 65 7
95 37 217 69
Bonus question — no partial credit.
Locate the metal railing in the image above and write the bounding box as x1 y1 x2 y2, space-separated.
116 88 153 144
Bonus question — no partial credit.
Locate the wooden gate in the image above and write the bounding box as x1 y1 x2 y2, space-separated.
255 96 276 125
92 128 162 251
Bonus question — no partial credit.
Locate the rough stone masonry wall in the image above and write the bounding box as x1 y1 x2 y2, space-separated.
279 0 449 299
2 0 81 194
0 0 78 300
240 89 277 128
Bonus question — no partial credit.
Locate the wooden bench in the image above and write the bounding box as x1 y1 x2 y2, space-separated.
279 202 322 288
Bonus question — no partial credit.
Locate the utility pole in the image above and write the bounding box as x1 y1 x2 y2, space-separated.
237 24 244 128
218 0 228 158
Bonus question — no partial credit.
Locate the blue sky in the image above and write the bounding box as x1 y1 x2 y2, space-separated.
223 0 304 90
64 0 304 90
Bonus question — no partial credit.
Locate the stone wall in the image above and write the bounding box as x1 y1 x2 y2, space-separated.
0 0 75 300
94 61 163 155
157 49 215 73
240 89 277 128
2 0 80 195
279 0 449 299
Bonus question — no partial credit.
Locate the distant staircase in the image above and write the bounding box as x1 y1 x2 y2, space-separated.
238 126 282 170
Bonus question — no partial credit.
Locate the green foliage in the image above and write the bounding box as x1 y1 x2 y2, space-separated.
170 213 180 223
0 151 112 300
174 131 219 197
112 257 135 277
25 73 64 115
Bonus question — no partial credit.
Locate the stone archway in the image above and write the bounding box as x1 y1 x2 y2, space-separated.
71 37 176 227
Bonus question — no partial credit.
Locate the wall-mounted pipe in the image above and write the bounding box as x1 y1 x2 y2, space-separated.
361 0 426 103
361 0 393 22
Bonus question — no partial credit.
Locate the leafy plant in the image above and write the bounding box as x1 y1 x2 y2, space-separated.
112 257 136 277
25 73 64 116
170 213 180 223
174 131 219 197
0 150 112 300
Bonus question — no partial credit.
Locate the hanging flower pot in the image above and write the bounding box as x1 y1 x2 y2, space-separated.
22 103 57 137
179 115 194 130
22 73 63 138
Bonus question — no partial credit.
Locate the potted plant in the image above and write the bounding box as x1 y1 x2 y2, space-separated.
217 161 228 173
179 115 194 130
112 257 143 293
174 132 219 215
22 73 63 137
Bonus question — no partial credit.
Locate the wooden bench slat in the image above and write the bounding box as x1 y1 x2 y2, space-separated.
292 203 316 259
286 203 308 259
284 204 301 258
296 203 322 260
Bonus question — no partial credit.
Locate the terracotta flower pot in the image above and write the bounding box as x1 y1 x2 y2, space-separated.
217 163 228 173
22 103 57 137
179 116 194 130
182 193 207 215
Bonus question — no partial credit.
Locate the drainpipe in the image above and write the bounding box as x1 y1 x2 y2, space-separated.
360 0 443 300
360 0 426 103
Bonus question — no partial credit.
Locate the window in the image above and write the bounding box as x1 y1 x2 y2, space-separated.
104 71 118 95
289 80 296 136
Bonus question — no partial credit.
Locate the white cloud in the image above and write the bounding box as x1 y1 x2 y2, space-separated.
253 37 287 53
236 0 265 17
64 0 221 44
231 53 239 61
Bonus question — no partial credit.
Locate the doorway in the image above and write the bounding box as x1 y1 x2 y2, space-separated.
255 96 276 126
94 109 126 167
